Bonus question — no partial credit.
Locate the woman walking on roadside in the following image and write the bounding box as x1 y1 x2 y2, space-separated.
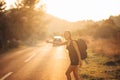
60 31 83 80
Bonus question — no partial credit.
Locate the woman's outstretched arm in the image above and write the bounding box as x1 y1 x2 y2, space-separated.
46 40 67 46
58 41 67 46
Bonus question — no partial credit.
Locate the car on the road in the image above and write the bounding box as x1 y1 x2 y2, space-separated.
53 36 62 46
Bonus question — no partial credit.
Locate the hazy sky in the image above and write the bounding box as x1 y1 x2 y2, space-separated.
5 0 120 22
42 0 120 22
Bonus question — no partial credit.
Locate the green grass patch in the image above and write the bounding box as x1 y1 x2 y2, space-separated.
79 51 120 80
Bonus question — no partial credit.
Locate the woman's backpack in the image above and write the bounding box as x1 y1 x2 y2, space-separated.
76 39 87 60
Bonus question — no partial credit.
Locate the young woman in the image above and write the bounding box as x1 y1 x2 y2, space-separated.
60 31 82 80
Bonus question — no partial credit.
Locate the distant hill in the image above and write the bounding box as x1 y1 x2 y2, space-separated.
45 14 120 38
44 14 72 34
44 14 93 35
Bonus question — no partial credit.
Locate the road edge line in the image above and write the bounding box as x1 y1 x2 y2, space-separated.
0 72 13 80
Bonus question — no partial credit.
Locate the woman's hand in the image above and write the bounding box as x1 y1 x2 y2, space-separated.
46 40 49 43
46 40 53 43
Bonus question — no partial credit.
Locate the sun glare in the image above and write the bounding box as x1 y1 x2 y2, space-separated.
4 0 120 22
42 0 120 22
5 0 16 9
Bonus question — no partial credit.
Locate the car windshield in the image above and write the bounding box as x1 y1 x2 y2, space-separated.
54 36 62 39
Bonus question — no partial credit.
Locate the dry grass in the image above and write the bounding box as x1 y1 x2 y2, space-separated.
79 50 120 80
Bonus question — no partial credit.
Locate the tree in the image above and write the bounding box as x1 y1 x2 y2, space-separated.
0 0 6 12
93 17 118 39
22 0 39 9
0 0 47 48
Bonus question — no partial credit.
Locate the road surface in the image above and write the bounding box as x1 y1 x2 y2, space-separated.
0 42 71 80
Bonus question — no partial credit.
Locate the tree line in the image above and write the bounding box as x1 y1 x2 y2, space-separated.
73 15 120 56
0 0 47 51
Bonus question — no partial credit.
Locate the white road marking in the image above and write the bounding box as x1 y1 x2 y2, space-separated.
0 72 13 80
24 53 36 62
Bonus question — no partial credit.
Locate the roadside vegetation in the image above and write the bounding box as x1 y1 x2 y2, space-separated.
0 0 47 53
79 50 120 80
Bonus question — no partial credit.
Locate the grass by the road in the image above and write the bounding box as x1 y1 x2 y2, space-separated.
79 50 120 80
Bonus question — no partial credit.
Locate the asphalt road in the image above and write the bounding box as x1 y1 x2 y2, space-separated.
0 42 70 80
